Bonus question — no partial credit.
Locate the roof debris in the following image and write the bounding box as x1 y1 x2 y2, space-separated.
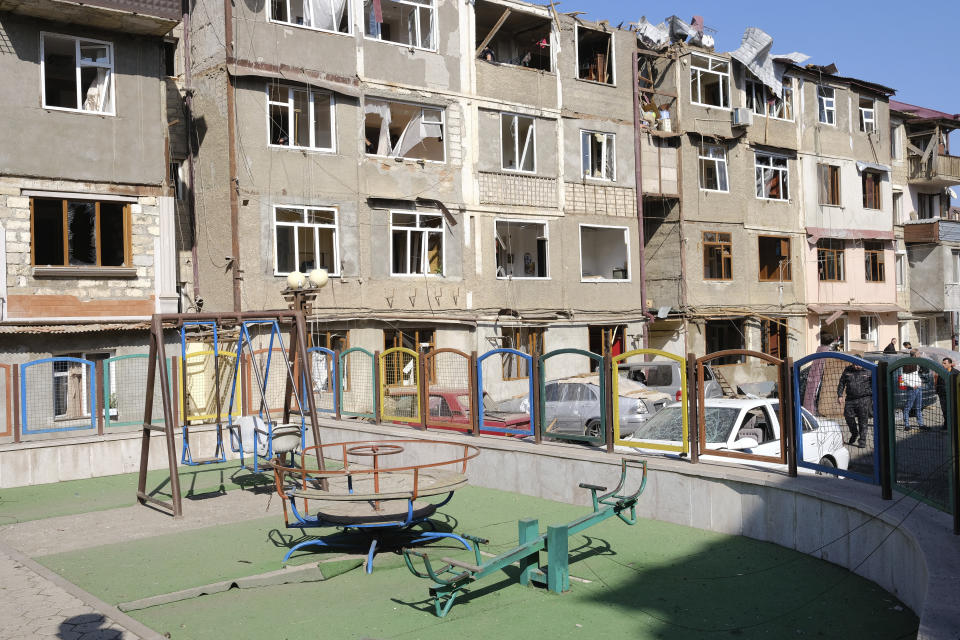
730 27 808 99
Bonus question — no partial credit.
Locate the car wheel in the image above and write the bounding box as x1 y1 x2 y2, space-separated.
816 456 837 475
585 420 602 439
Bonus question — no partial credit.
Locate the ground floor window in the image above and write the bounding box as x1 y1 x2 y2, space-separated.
32 198 130 268
501 326 544 380
580 225 629 281
53 351 116 419
384 327 435 384
705 319 744 364
760 318 788 359
495 220 548 278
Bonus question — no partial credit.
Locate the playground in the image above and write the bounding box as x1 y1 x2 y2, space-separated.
0 458 920 640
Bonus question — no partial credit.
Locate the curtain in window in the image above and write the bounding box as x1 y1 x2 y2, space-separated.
364 101 392 155
304 0 346 30
81 67 110 112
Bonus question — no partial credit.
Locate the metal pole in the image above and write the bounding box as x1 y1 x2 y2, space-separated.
418 350 428 430
95 359 105 436
783 357 797 477
373 350 382 424
223 0 242 311
950 370 960 534
604 354 614 453
469 351 479 436
532 354 542 444
631 49 654 346
687 353 699 463
333 349 342 421
877 360 893 500
12 365 20 444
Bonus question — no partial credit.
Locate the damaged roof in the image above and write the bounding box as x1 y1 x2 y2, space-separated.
890 100 960 122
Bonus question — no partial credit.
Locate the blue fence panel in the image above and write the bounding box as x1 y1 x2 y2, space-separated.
476 348 534 437
20 357 97 435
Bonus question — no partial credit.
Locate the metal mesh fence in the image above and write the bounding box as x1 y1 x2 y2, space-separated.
890 360 951 509
306 348 336 414
21 358 96 436
424 350 472 431
478 349 533 436
0 365 11 439
797 355 876 479
540 349 605 444
104 355 170 430
381 348 419 423
339 348 374 418
247 349 295 417
612 351 687 453
180 350 241 424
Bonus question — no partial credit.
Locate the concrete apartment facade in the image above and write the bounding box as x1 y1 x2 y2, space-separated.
181 0 650 397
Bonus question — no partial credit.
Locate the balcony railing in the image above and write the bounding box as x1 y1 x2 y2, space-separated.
908 153 960 184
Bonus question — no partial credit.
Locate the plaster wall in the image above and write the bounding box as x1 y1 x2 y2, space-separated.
803 241 897 307
476 109 558 177
475 61 557 110
557 18 634 124
800 156 894 232
796 77 892 164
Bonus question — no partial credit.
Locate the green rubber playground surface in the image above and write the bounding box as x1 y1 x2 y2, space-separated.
26 485 918 640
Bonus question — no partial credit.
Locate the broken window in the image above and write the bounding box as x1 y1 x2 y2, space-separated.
391 212 443 275
268 84 334 150
581 130 615 181
864 241 885 282
580 225 628 281
32 198 128 268
501 114 535 172
689 54 729 108
364 99 444 161
818 164 841 206
698 144 728 192
917 192 939 219
859 97 876 133
474 1 551 71
860 316 877 345
495 220 547 278
576 26 613 84
862 170 882 210
365 0 435 50
817 239 845 282
271 0 350 33
274 206 338 275
755 152 789 201
702 231 732 280
760 319 787 359
41 33 114 114
745 77 793 120
705 320 744 364
758 236 791 282
817 85 836 126
501 326 543 380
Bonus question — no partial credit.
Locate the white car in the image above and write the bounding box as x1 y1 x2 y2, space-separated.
620 397 850 471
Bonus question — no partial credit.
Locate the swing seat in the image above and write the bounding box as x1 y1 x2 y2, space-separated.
238 415 302 457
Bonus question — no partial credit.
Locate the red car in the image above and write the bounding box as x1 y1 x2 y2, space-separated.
384 387 531 435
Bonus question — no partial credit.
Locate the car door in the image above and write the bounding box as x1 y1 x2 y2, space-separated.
733 405 779 456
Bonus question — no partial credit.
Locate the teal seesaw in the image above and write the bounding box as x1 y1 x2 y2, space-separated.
402 459 647 617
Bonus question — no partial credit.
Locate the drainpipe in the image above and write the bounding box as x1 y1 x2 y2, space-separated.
632 50 656 347
223 0 242 312
182 0 201 304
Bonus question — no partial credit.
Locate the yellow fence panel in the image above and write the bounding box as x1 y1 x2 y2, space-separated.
612 349 688 453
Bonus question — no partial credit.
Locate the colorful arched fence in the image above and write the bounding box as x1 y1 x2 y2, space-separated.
476 348 535 437
339 347 375 419
539 348 606 445
613 349 688 453
380 347 420 424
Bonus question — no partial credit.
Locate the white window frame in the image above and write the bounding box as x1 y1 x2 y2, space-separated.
895 251 906 290
578 223 631 283
500 113 536 174
892 190 903 225
40 32 115 116
365 0 437 52
53 351 117 419
494 218 549 280
698 144 729 192
364 99 446 163
860 316 877 347
390 211 445 276
952 250 960 285
746 77 794 121
574 24 616 86
266 84 336 152
859 98 876 133
272 205 340 276
817 85 836 126
268 0 352 35
689 53 730 109
755 152 789 201
580 129 616 181
891 124 902 159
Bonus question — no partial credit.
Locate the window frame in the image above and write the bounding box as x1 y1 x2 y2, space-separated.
501 326 544 381
817 85 836 126
698 144 729 193
363 98 446 163
817 163 842 206
860 316 878 346
859 97 876 133
892 191 903 225
580 129 616 181
578 223 631 283
896 251 907 290
268 0 353 35
494 218 549 280
757 235 792 282
364 0 437 52
266 83 336 152
702 231 733 281
689 53 730 109
745 76 794 121
272 205 340 277
53 351 117 419
864 241 886 283
40 32 116 116
817 239 846 282
390 211 445 276
500 113 536 174
861 170 882 210
754 152 790 202
574 24 616 86
30 197 132 270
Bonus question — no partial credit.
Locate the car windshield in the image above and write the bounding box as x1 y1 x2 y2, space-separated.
630 406 741 443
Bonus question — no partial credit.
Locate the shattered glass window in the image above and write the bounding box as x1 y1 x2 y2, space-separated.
755 153 789 201
689 54 729 108
817 85 836 126
31 198 129 268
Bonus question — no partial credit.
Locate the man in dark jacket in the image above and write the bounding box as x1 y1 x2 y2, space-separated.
837 361 872 448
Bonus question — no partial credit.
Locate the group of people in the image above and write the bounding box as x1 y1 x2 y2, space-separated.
835 336 954 448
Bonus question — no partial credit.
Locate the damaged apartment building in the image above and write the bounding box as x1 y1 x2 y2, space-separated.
635 19 903 357
0 1 180 428
178 0 650 393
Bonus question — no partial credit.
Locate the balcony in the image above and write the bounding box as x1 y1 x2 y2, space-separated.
907 153 960 187
0 0 179 35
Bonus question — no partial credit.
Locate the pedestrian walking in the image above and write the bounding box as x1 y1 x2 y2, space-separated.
837 360 872 448
935 357 954 430
901 363 926 430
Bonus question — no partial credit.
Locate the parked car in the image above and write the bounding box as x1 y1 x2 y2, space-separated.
622 397 850 471
858 352 937 410
495 374 670 440
384 387 531 433
618 360 722 402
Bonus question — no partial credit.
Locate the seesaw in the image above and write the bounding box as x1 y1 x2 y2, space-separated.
402 458 647 617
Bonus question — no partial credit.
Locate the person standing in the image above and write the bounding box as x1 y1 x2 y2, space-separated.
837 361 872 448
901 362 926 430
883 338 897 354
935 357 954 430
